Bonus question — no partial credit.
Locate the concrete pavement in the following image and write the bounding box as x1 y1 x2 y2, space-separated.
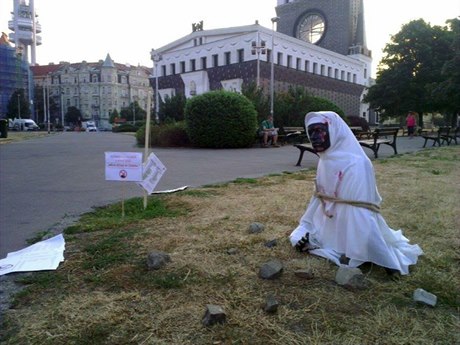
0 131 428 258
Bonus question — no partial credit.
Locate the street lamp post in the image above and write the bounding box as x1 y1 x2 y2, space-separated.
60 89 64 127
270 17 279 118
151 50 162 124
251 32 266 88
17 93 21 119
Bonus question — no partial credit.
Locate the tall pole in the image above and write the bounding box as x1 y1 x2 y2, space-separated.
17 93 21 119
270 17 279 118
60 89 64 127
154 55 161 124
256 32 260 88
132 101 136 125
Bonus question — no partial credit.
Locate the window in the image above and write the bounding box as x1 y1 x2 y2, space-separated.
296 58 301 70
305 60 309 72
180 61 186 73
287 55 292 68
190 59 196 71
313 62 318 74
237 49 244 63
347 72 351 82
225 52 231 65
277 52 282 65
364 68 367 79
334 68 339 79
328 67 332 77
320 65 325 75
212 54 219 67
170 63 176 75
353 74 357 83
201 57 207 69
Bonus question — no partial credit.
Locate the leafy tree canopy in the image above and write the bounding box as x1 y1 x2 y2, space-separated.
364 18 459 124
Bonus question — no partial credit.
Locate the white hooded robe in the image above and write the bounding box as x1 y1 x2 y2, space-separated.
289 111 423 275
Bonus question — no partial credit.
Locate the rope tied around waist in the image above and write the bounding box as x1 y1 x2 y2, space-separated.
315 192 381 213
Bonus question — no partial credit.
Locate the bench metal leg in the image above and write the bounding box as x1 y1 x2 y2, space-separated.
296 150 305 166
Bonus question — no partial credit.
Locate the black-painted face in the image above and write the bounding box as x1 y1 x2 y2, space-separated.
308 122 330 152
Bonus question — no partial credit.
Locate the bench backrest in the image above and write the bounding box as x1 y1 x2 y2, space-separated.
438 126 451 135
373 127 399 138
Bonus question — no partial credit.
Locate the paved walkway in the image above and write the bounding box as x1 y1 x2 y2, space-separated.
0 131 428 257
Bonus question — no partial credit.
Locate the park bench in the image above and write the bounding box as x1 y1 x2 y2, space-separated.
446 126 459 145
293 126 400 166
293 143 318 166
358 127 399 158
278 126 308 145
421 126 451 147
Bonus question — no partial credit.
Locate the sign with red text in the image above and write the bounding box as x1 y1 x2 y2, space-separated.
105 152 143 182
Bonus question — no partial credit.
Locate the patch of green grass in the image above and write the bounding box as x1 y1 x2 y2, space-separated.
26 230 53 245
181 190 219 197
232 177 259 184
82 229 138 270
64 196 183 234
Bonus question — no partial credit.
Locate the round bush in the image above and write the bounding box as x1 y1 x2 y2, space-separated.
184 90 258 148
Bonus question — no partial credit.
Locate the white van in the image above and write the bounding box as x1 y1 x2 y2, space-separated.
13 119 39 131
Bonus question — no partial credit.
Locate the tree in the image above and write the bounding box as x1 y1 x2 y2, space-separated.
158 93 186 123
241 82 270 123
6 89 30 119
428 18 460 126
65 106 82 126
364 18 456 124
109 109 119 124
120 101 146 122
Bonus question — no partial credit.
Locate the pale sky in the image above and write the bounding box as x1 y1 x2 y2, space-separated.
1 0 459 77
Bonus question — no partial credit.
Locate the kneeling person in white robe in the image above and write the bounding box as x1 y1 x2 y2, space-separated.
289 111 423 275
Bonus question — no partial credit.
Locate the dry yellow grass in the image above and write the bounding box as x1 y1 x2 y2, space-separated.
2 146 459 345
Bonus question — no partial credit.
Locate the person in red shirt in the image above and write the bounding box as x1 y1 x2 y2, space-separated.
406 111 417 139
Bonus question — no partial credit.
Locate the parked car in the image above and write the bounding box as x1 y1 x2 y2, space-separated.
86 125 98 132
12 119 39 131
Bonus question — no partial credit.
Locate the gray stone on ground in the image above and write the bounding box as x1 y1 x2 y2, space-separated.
202 304 226 326
413 288 437 307
335 266 369 290
294 269 314 280
227 248 239 255
263 294 279 313
248 222 265 234
147 250 171 270
264 239 277 248
259 259 283 279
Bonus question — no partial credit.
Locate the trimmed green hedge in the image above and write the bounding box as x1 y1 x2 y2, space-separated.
184 90 258 148
136 121 190 147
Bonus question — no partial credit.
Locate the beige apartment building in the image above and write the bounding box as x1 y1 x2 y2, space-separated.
31 54 152 129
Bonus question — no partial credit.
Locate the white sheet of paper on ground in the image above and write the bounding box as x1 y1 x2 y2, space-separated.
0 234 65 276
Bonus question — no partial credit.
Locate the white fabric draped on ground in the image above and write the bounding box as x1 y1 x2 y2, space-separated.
289 111 423 275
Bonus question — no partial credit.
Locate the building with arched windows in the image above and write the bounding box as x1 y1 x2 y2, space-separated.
151 0 375 122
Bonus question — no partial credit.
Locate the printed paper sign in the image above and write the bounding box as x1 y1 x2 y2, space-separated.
105 152 143 182
138 152 167 194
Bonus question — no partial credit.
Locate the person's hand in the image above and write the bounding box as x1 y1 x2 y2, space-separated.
295 235 310 252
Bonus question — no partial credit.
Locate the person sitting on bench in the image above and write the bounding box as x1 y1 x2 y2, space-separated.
260 115 280 147
289 111 423 276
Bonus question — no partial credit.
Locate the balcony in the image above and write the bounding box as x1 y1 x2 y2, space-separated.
8 20 42 33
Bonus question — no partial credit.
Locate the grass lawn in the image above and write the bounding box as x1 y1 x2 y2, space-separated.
1 146 459 345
